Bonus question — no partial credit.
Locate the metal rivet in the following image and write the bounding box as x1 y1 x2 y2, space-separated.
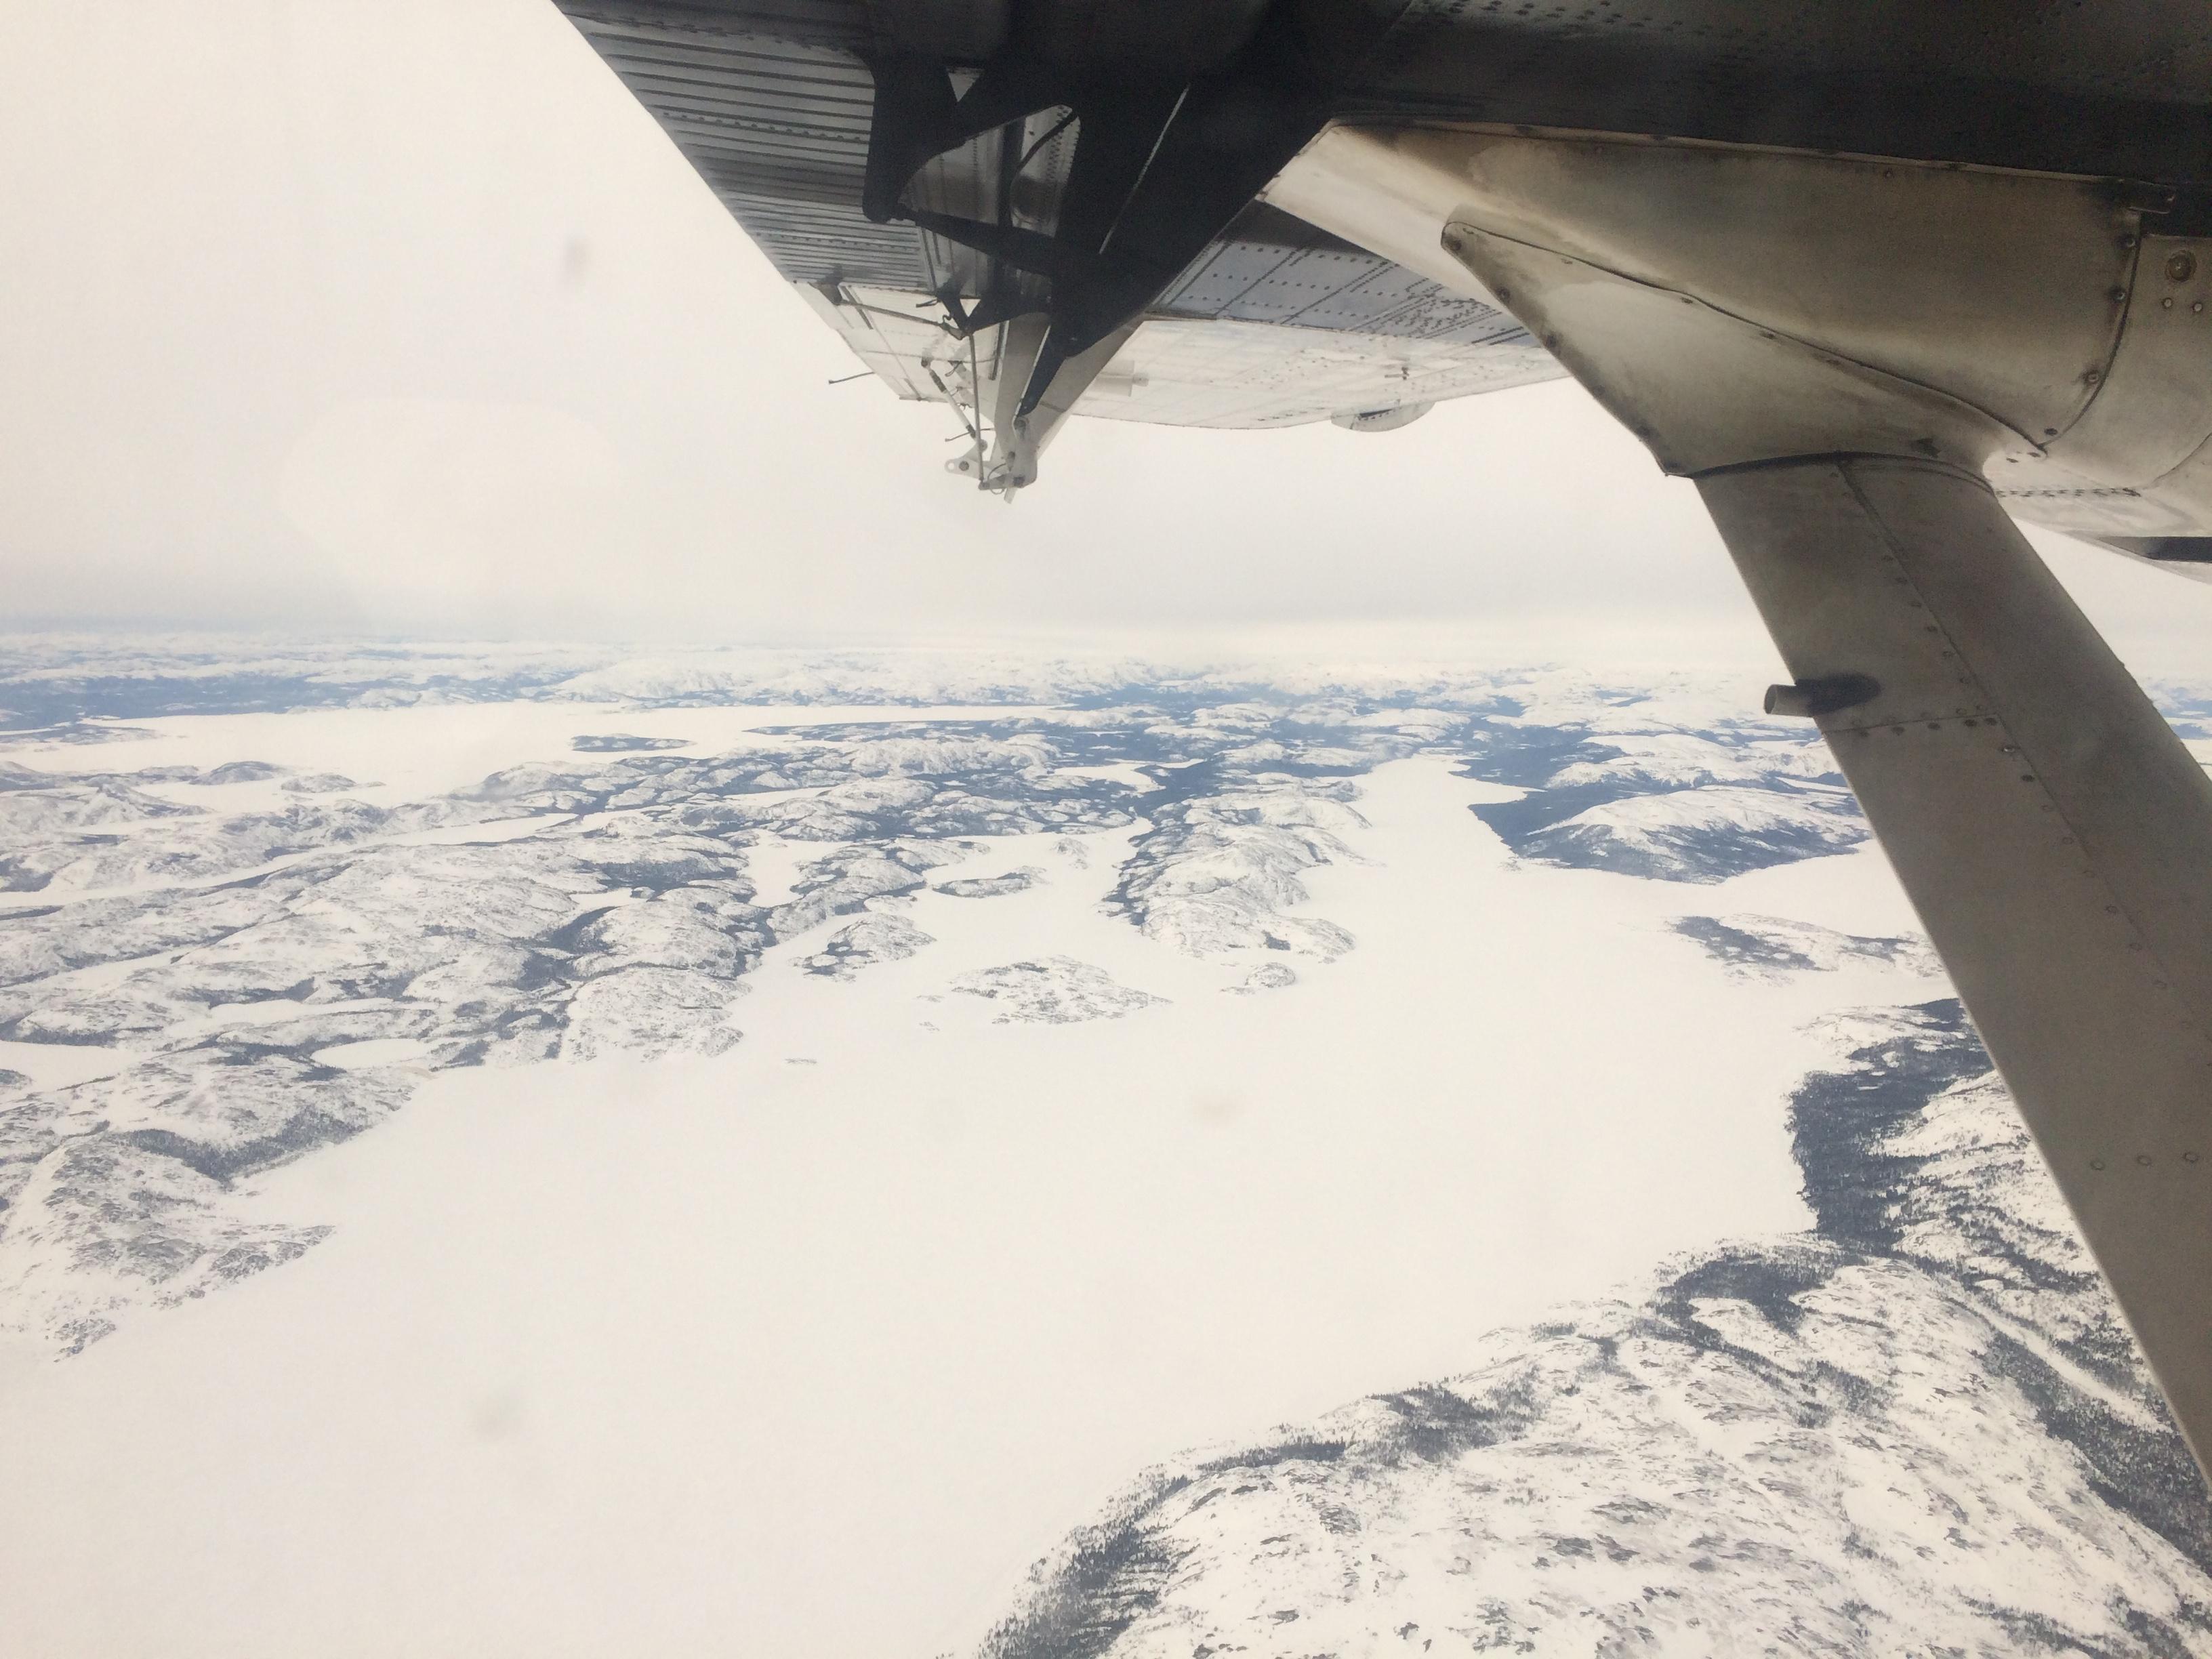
2084 369 2102 385
2091 1159 2106 1170
2108 287 2127 302
2168 251 2198 282
2187 1152 2202 1164
2198 302 2207 314
2164 297 2177 309
2137 1154 2154 1166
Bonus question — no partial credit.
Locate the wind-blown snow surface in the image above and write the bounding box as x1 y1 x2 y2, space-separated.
0 637 2205 1658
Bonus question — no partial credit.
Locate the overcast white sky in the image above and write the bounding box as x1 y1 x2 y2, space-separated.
4 0 2209 669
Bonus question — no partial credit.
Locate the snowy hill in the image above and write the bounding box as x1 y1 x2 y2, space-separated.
971 1005 2212 1658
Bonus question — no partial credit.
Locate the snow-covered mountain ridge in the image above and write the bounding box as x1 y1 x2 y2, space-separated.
969 1004 2212 1658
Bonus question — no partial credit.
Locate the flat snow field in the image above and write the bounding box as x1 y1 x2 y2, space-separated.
0 716 1935 1658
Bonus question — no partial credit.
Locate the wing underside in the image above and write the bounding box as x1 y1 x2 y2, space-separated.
556 3 1561 483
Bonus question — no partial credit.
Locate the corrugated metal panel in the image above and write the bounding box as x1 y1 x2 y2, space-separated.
562 4 931 289
562 1 873 53
807 283 1561 430
557 5 1539 344
1154 203 1532 349
1069 315 1560 429
553 1 1559 430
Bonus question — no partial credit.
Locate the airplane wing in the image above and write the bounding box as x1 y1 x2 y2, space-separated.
553 0 2212 1489
554 2 1559 491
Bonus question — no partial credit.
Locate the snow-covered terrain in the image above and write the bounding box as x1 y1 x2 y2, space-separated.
973 1006 2212 1658
1672 913 1943 981
1 636 2206 1657
0 645 1881 1364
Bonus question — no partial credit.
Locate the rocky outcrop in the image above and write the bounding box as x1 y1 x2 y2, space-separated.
972 1006 2212 1658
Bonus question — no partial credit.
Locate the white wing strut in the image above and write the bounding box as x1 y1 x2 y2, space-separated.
1704 456 2212 1471
1271 123 2212 1479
